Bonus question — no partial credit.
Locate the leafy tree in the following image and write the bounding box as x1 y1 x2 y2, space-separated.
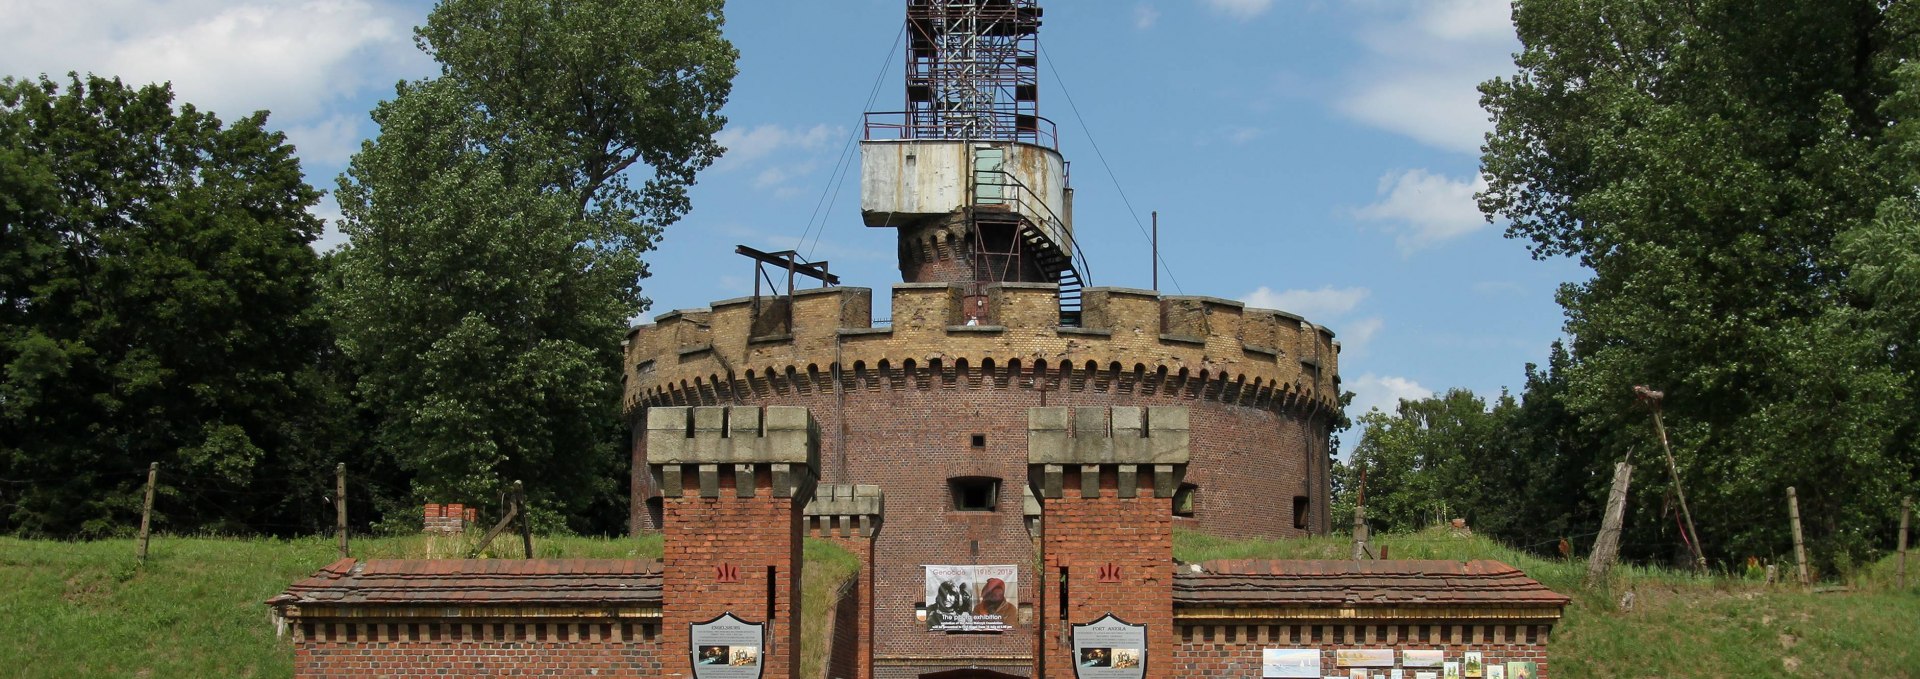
1480 0 1918 568
0 75 346 536
328 0 737 532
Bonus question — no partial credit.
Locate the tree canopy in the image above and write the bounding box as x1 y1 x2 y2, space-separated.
1460 0 1920 569
0 75 345 536
327 0 738 532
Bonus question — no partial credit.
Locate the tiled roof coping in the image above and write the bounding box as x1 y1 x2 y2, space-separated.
268 558 664 611
1173 559 1571 612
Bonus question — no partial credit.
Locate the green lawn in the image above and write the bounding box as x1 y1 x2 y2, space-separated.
0 533 856 679
1175 527 1920 678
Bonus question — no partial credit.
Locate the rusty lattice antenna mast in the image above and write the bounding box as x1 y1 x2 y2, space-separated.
904 0 1044 143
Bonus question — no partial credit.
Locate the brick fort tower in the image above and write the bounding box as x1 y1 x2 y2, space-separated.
623 2 1342 676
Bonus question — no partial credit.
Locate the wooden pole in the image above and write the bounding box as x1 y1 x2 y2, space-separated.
335 463 348 559
515 480 533 559
1350 505 1369 560
1150 211 1159 292
137 462 158 562
1649 409 1706 572
1788 486 1809 587
1898 496 1909 590
1586 461 1634 589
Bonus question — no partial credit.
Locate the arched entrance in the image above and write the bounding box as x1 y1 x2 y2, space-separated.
920 669 1029 679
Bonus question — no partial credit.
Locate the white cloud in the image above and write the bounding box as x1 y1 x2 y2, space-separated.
713 123 842 171
1352 168 1490 251
1 0 425 123
282 114 365 169
1335 0 1516 154
1337 316 1384 356
1347 373 1432 418
309 193 348 252
1204 0 1274 21
1241 285 1370 318
1134 3 1161 29
1416 0 1517 41
1337 78 1490 154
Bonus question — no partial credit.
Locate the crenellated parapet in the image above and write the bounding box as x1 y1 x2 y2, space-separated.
644 405 819 501
622 284 1341 419
1027 406 1190 500
804 484 884 539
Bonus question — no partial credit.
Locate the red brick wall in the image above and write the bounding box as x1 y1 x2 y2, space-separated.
1170 622 1555 678
633 365 1323 677
660 469 804 679
1039 467 1176 679
290 620 661 678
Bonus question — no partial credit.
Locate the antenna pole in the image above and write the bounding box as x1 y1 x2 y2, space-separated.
1151 211 1158 292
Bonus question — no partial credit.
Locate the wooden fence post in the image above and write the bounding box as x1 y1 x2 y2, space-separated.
1350 505 1368 560
137 462 158 562
335 463 348 559
515 480 533 559
1586 461 1634 589
1899 496 1910 590
1788 486 1809 588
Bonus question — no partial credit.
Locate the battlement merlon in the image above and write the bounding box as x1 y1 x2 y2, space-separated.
622 284 1342 417
804 484 884 538
645 406 820 500
1027 406 1190 500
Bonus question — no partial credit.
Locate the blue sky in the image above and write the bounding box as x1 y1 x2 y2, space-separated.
3 0 1588 450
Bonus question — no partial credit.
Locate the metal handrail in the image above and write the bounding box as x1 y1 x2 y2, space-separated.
972 169 1091 287
861 110 1059 150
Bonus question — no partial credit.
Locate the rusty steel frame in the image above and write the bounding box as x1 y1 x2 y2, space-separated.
901 0 1044 144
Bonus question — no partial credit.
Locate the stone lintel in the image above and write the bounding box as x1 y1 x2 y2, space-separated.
645 405 817 466
1028 463 1186 500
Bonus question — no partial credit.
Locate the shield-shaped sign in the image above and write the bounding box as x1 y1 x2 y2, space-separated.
688 612 764 679
1070 614 1146 679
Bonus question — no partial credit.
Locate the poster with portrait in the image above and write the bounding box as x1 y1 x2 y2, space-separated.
1261 648 1321 678
1071 614 1146 679
923 565 1018 632
688 612 763 679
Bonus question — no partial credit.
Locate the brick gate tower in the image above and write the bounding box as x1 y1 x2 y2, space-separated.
624 1 1343 676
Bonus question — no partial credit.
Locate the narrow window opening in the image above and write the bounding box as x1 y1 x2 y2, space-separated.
1292 496 1310 530
1058 567 1069 620
949 477 1001 511
1173 483 1198 517
766 566 777 622
970 433 987 448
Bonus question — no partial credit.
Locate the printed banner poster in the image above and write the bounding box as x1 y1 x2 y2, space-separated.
1336 649 1395 667
1261 648 1321 678
924 565 1018 632
1071 614 1146 679
689 612 763 679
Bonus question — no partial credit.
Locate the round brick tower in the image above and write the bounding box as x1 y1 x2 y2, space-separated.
623 2 1340 676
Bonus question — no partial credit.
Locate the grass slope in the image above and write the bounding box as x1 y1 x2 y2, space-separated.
0 533 858 679
1175 528 1920 678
